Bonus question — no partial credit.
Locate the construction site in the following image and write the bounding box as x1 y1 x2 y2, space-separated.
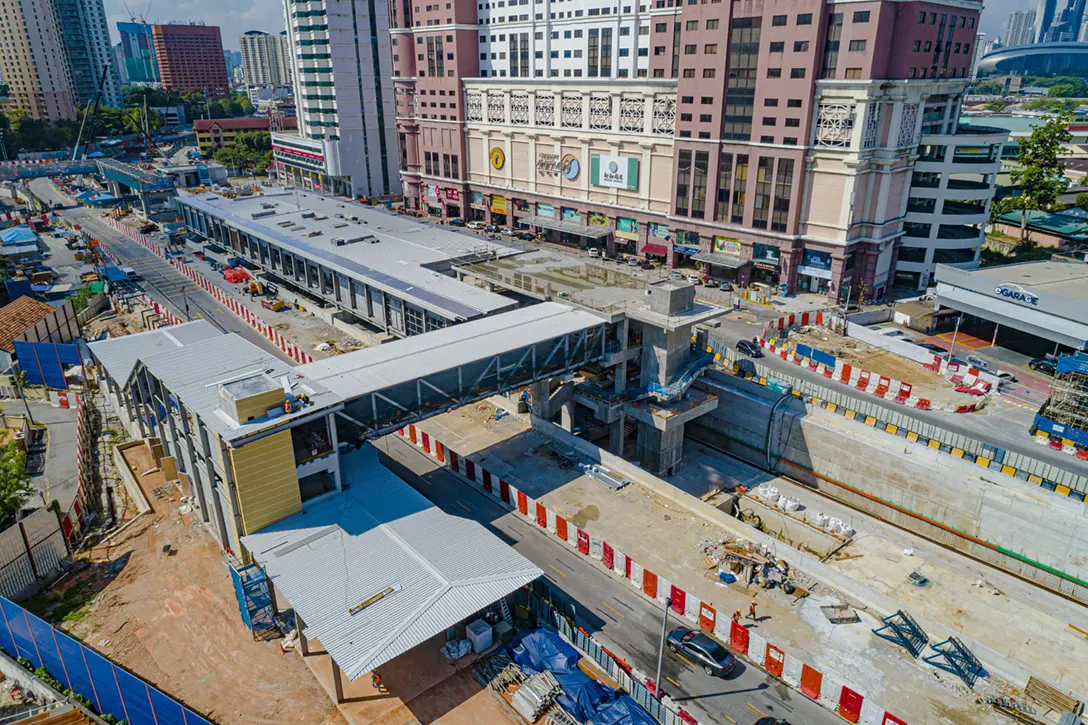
1034 352 1088 459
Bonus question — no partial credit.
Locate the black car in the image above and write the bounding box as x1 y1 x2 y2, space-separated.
755 719 793 725
917 343 947 354
1029 357 1058 376
447 218 466 227
666 627 737 677
736 340 764 358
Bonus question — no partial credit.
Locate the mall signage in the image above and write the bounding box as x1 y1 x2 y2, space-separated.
590 154 639 190
994 283 1039 306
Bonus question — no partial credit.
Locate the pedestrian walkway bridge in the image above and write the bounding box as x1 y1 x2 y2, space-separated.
0 159 99 182
298 302 606 439
96 158 175 192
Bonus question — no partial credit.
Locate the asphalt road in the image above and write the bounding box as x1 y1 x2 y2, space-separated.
710 308 1088 477
376 434 842 725
30 178 290 362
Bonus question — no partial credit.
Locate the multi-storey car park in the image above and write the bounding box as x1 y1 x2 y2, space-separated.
391 0 1007 299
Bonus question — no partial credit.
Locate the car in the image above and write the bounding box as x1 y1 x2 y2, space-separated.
877 327 906 338
755 719 794 725
736 340 764 358
917 343 947 354
666 627 737 677
628 257 640 267
671 270 684 281
484 224 498 233
447 218 466 227
500 228 517 236
993 370 1018 384
702 277 720 288
1029 357 1058 376
589 247 600 257
516 231 535 241
467 221 487 230
686 273 702 284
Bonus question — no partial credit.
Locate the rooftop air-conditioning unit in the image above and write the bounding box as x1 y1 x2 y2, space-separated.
301 211 316 218
332 238 347 246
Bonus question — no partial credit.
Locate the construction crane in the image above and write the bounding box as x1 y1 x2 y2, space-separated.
69 64 110 161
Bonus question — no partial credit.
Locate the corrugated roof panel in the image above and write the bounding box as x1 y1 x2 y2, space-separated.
297 302 602 398
89 320 221 384
242 445 541 680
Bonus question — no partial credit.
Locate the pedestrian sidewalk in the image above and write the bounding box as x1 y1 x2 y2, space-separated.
410 398 1087 724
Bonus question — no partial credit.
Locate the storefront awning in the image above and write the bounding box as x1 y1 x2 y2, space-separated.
692 251 750 270
642 243 669 257
935 283 1088 349
522 215 611 239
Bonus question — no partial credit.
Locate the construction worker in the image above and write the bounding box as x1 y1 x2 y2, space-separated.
371 671 382 690
732 608 741 624
748 600 758 621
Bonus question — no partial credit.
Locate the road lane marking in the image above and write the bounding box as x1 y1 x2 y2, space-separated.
600 601 624 619
455 501 472 514
722 716 736 724
665 676 681 688
675 653 697 669
746 702 766 717
547 563 567 578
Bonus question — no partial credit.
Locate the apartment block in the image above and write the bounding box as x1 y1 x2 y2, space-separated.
56 0 123 107
117 22 158 84
152 22 230 98
272 0 399 199
239 30 293 87
194 116 298 156
393 0 1005 299
1005 10 1036 46
0 0 76 121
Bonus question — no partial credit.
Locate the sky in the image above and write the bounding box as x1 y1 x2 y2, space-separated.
100 0 1018 51
102 0 283 51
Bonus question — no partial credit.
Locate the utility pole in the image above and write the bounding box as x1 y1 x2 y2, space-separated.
949 314 963 356
654 597 672 699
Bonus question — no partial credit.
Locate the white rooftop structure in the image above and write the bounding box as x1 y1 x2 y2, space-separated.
242 445 541 679
178 190 521 321
297 302 604 399
88 320 221 385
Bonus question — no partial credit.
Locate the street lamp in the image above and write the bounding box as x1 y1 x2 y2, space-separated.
654 597 672 699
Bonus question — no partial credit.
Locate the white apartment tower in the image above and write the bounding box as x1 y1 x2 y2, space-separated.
239 30 293 87
273 0 399 198
1005 10 1037 46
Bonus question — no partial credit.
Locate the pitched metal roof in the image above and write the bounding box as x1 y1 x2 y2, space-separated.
242 445 541 680
0 296 57 353
88 320 221 382
296 302 604 398
133 334 343 444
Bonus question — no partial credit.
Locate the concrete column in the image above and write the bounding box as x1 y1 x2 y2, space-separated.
332 659 345 703
530 379 553 422
180 409 210 523
328 414 342 491
296 611 310 656
609 413 625 455
560 399 574 432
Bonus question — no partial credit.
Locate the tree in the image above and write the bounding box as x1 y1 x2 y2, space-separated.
1009 112 1073 240
0 441 33 526
1075 191 1088 208
68 284 94 312
983 100 1007 112
972 80 1005 95
988 196 1014 233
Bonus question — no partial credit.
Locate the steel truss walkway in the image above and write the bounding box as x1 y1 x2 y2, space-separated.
298 302 606 440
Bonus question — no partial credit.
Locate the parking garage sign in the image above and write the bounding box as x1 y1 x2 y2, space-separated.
994 283 1039 306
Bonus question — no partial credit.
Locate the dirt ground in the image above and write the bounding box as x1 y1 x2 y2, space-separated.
50 442 345 725
82 306 156 340
790 328 980 407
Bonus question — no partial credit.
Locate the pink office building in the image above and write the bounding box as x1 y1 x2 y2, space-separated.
391 0 1006 299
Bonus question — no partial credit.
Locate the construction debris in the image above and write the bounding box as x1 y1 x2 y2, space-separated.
511 671 560 722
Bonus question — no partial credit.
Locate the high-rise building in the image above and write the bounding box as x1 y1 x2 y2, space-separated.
272 0 398 198
970 33 986 77
0 0 76 120
1047 0 1087 41
56 0 123 107
1036 0 1059 42
117 22 158 84
114 43 128 84
393 0 1005 297
152 23 230 98
239 30 292 87
224 49 237 78
1005 10 1037 46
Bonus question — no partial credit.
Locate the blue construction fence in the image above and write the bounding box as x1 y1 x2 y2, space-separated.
0 596 215 725
14 341 84 389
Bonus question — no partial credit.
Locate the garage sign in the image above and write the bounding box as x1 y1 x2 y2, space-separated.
994 283 1039 306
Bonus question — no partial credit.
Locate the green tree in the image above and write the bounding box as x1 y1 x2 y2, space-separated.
1009 112 1074 240
1075 191 1088 208
988 196 1014 233
973 80 1005 95
983 100 1007 112
0 441 33 526
68 284 94 312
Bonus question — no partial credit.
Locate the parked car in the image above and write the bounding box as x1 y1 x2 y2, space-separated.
917 343 947 354
516 231 535 241
877 327 906 338
755 719 794 725
628 257 640 266
500 228 517 236
736 340 764 358
686 273 702 284
702 276 720 288
993 370 1018 384
666 627 737 677
447 218 466 227
1029 357 1058 376
467 221 487 230
484 224 498 233
671 270 684 281
589 247 600 257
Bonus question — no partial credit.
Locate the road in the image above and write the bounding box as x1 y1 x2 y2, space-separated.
709 306 1088 477
376 434 842 725
30 178 290 362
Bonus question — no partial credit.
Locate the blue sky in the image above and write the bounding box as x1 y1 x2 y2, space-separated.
103 0 282 51
102 0 1012 52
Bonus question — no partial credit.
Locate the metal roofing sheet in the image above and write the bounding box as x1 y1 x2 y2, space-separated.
296 302 603 398
242 445 541 680
88 320 221 384
180 192 520 320
134 334 343 443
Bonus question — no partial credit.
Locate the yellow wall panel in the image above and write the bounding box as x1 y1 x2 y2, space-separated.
229 430 301 535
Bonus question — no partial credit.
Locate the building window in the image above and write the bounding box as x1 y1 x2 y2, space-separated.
794 40 809 52
684 68 696 77
731 154 748 224
715 152 733 222
707 19 719 29
686 20 698 30
783 137 797 145
790 67 806 78
797 12 812 24
656 22 667 31
703 68 716 77
785 118 799 127
705 44 718 53
767 67 781 78
844 68 862 78
761 135 775 143
770 41 784 52
852 10 870 22
771 158 794 232
675 149 691 216
691 151 709 219
771 14 787 26
700 113 713 122
821 12 843 78
681 113 693 121
848 39 866 51
751 157 773 229
684 44 697 54
764 98 779 106
762 117 777 126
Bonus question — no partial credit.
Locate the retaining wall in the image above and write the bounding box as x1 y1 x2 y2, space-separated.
692 369 1088 603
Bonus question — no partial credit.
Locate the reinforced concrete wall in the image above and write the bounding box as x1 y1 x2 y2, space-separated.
692 369 1088 601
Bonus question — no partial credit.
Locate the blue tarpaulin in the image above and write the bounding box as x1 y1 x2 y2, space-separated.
0 225 36 246
591 696 659 725
554 670 616 722
4 279 32 301
1057 352 1088 376
510 630 580 676
102 263 128 282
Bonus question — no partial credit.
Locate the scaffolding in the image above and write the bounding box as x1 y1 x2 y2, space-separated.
1038 353 1088 447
